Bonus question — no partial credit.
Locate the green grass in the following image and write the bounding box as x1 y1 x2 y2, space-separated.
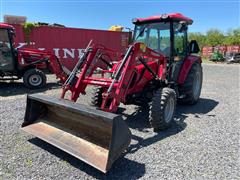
25 158 33 166
201 57 213 64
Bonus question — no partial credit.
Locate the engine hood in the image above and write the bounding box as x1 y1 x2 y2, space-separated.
18 48 52 56
17 48 52 63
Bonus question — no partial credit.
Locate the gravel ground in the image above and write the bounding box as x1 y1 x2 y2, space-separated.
0 63 239 180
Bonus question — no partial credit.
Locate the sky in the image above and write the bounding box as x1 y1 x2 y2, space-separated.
0 0 240 34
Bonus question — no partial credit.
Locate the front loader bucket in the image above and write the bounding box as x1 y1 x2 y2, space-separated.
21 94 131 173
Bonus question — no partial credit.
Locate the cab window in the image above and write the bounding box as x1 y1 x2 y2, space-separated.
0 29 11 48
159 29 171 57
173 23 187 58
0 29 14 71
148 29 158 50
133 22 171 57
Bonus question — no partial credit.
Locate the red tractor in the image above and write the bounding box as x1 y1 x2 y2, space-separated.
21 13 202 172
0 23 68 88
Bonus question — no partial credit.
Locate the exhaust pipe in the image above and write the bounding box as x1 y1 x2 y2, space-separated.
21 94 131 173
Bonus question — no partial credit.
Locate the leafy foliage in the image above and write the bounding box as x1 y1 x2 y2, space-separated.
223 29 240 45
23 22 38 44
205 29 224 46
188 28 240 49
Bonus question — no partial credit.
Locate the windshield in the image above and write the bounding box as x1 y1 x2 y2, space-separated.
133 22 171 57
0 29 11 49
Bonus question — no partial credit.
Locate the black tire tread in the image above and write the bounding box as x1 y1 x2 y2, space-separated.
149 88 176 131
23 69 46 89
91 86 103 107
178 63 202 104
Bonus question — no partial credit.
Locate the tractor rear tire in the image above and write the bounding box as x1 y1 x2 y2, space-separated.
91 86 103 107
23 69 46 89
178 63 202 104
149 88 176 131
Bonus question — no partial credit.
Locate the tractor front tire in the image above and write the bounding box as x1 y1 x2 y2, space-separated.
149 88 176 131
178 63 203 104
91 86 103 107
23 69 46 89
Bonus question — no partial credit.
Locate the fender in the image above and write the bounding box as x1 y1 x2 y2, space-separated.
178 55 202 84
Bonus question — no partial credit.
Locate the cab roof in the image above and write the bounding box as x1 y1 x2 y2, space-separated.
0 23 14 29
133 13 193 25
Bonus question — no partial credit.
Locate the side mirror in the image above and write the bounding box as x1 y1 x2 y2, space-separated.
175 21 188 33
189 40 200 54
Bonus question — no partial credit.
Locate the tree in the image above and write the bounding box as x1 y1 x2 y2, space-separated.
188 32 207 49
224 28 240 45
205 29 224 46
188 28 239 49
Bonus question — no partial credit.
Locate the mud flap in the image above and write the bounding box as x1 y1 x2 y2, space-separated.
21 94 131 173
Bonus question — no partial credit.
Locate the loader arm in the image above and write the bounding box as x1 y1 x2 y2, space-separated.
47 55 70 83
101 43 165 112
61 42 164 113
60 42 119 102
17 49 70 84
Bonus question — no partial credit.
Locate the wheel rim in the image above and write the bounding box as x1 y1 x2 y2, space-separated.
193 70 201 99
29 74 42 86
164 97 175 123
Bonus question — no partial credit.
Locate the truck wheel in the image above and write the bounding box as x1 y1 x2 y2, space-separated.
178 63 202 104
23 69 46 89
149 88 176 131
91 86 103 107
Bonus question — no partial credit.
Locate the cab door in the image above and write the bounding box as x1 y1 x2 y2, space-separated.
0 28 15 72
171 22 188 82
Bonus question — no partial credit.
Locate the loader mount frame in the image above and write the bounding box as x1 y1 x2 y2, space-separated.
61 41 167 113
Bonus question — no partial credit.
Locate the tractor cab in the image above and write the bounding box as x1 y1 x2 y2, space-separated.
132 13 200 81
0 23 16 74
132 13 199 58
